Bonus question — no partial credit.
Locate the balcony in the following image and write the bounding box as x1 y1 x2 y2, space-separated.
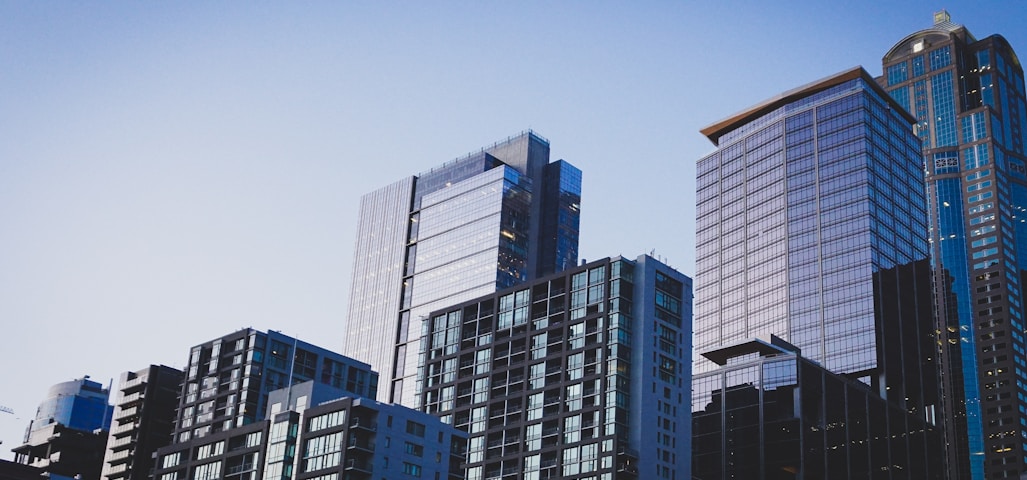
109 435 136 452
106 449 131 465
349 419 376 431
225 463 256 475
115 406 139 422
346 438 374 452
344 458 372 473
119 391 144 406
122 377 147 392
110 422 138 437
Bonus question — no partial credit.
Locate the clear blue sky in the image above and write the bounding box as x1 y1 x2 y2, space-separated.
2 1 1025 456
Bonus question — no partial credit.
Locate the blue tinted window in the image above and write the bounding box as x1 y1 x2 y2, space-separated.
961 112 987 143
889 86 910 113
887 62 908 85
931 72 957 147
977 49 991 69
913 55 925 76
929 46 951 70
981 74 995 107
914 80 930 147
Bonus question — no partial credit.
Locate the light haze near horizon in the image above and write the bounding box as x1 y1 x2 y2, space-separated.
2 0 1025 458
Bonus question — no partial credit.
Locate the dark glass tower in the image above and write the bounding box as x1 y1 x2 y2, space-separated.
692 67 942 478
880 11 1027 478
343 131 581 406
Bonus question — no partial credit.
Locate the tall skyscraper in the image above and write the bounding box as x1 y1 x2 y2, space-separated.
880 11 1027 478
691 67 942 477
420 254 692 480
344 130 581 405
102 365 184 480
13 377 114 480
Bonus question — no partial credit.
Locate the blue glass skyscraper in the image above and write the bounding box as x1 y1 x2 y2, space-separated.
343 131 581 406
881 11 1027 478
14 377 114 480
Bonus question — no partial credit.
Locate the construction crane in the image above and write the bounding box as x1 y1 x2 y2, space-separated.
0 405 13 415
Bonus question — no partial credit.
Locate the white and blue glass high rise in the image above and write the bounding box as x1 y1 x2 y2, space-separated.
343 131 581 406
882 11 1027 478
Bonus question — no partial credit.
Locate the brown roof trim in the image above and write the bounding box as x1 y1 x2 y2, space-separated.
699 66 917 146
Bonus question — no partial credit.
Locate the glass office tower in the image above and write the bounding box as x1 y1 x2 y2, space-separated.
692 67 942 478
880 11 1027 478
344 131 581 406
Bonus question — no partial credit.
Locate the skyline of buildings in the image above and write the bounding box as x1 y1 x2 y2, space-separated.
6 10 1027 480
342 130 582 406
879 11 1027 479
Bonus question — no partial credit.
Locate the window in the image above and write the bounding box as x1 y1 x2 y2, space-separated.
404 442 424 457
161 452 181 468
406 421 426 437
402 462 422 477
193 461 221 480
308 410 345 432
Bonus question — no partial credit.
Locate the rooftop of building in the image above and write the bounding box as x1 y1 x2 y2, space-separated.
699 66 917 146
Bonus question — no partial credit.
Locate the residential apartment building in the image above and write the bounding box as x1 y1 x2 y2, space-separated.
420 255 692 480
880 11 1027 478
692 66 942 478
171 329 377 444
343 130 582 406
101 365 184 480
153 381 466 480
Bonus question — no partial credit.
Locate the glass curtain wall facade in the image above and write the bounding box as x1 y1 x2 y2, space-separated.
881 11 1027 478
693 67 942 479
344 131 581 406
420 255 692 480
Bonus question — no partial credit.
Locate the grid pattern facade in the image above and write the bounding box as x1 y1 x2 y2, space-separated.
696 73 933 395
343 131 581 407
882 13 1027 478
154 386 465 480
173 329 377 445
420 255 691 480
693 67 942 479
